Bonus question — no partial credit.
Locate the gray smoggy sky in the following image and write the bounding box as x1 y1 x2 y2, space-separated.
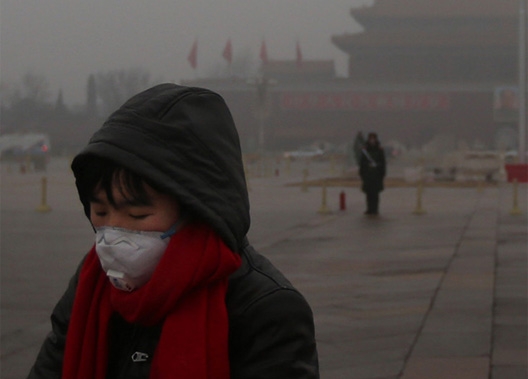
0 0 373 105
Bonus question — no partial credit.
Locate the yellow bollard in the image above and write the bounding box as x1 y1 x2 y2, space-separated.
510 178 522 215
301 168 309 192
318 180 332 214
413 180 426 215
36 176 52 213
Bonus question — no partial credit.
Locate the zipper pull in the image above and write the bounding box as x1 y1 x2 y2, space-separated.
131 351 149 363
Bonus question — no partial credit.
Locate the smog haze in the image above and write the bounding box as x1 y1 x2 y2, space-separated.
0 0 373 104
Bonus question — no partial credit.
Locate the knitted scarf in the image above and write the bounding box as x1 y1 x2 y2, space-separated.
62 223 241 379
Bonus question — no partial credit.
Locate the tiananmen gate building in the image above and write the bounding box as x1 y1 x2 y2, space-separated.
184 0 523 153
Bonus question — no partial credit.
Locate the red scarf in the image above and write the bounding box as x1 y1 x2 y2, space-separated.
62 223 241 379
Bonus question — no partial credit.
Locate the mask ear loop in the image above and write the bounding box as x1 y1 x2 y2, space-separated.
160 218 186 239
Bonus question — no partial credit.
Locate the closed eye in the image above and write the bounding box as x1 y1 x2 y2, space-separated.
129 214 152 220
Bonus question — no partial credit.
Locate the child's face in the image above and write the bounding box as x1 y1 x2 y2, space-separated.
89 180 181 232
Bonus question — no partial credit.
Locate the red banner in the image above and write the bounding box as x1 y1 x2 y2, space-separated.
280 92 450 111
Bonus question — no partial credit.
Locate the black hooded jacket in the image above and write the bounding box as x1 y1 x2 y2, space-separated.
27 84 319 378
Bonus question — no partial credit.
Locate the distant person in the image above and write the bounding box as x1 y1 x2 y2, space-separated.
359 132 386 215
27 84 319 378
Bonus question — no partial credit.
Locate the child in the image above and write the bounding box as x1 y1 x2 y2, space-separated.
28 84 319 378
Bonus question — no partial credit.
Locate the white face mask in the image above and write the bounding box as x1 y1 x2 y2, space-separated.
95 224 178 291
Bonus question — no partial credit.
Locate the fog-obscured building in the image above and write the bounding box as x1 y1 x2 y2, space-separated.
185 0 522 152
332 0 521 150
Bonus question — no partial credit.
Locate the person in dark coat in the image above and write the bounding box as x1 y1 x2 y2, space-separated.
27 84 319 379
359 132 386 215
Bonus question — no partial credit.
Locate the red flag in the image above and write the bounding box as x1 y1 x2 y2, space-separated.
260 40 268 65
187 40 197 69
223 39 232 64
296 40 303 68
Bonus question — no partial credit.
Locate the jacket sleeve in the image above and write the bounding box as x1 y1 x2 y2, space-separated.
229 288 319 379
27 260 83 379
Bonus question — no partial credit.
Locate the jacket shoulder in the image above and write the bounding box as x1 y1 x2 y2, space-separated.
227 244 304 317
226 245 319 378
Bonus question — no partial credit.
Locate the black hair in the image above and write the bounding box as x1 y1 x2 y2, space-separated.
365 133 381 150
75 156 159 211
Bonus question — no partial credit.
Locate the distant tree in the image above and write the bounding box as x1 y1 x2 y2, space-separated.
0 72 53 132
55 89 69 114
0 72 51 110
95 68 153 116
86 74 97 116
20 72 51 103
0 81 14 109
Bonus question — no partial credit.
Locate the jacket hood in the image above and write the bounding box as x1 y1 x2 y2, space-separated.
71 84 250 252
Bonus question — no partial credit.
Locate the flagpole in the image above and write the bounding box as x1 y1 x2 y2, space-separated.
223 39 233 78
296 39 303 68
187 39 198 80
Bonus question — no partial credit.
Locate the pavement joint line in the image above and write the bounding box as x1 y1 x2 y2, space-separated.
253 212 344 251
399 190 493 376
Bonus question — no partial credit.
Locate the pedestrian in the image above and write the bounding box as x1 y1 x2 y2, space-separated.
27 84 319 379
359 132 386 215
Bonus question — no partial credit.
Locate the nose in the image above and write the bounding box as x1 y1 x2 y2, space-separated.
107 210 132 228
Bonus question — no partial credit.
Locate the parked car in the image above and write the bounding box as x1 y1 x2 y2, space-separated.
283 146 325 160
0 133 50 171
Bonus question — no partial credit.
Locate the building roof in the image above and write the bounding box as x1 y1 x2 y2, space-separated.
332 21 517 50
354 0 518 18
332 0 519 52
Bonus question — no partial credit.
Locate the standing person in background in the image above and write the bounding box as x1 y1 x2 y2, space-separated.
27 84 319 379
359 132 386 215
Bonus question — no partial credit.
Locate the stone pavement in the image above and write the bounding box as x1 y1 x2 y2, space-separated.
1 158 527 379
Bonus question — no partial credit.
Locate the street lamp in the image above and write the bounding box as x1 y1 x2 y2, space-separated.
256 76 268 153
518 0 527 163
247 75 276 154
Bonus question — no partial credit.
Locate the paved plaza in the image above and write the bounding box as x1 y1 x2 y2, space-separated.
1 157 526 378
